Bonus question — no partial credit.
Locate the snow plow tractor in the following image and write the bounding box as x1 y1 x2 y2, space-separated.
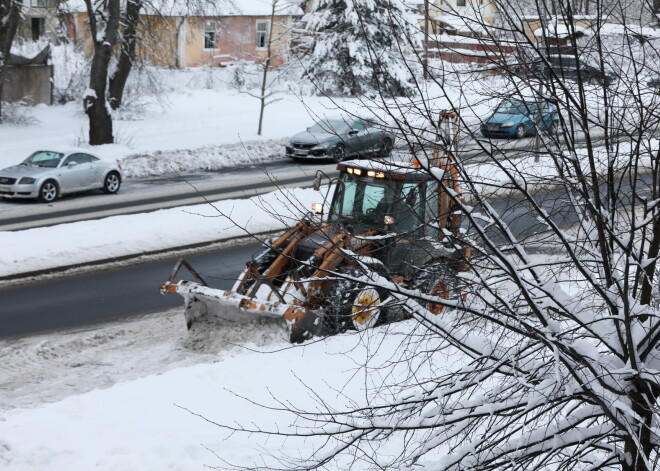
161 114 469 343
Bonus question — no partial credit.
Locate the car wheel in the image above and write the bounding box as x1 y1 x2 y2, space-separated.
378 137 393 158
38 180 59 203
102 172 121 194
332 145 346 163
515 125 526 139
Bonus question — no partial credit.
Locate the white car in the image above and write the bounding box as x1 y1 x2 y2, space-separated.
0 147 123 203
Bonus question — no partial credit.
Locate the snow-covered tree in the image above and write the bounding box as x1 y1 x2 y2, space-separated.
305 0 420 96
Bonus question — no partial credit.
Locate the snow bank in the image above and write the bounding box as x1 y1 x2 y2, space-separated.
0 185 325 278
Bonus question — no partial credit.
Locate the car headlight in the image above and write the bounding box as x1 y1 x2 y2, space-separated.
18 177 36 184
501 121 515 128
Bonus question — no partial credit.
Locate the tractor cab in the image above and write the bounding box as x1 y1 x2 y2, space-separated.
328 160 443 240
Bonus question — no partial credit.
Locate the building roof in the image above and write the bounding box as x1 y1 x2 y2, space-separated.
533 23 586 39
62 0 304 17
591 22 660 39
435 14 486 34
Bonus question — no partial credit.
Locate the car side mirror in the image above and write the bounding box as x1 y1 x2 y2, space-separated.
67 161 77 167
348 130 358 135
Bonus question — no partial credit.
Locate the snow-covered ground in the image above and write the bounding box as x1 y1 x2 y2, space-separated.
1 43 651 470
0 306 429 471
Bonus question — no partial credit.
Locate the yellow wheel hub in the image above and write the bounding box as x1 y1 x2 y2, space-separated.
351 288 381 331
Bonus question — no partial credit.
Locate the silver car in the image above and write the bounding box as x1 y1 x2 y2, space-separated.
0 147 122 203
285 117 395 162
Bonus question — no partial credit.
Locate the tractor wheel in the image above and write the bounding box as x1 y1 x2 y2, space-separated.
322 269 388 335
411 262 456 315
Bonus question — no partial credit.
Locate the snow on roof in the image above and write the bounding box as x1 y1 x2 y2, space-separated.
435 14 486 34
534 23 586 38
62 0 304 17
588 23 660 38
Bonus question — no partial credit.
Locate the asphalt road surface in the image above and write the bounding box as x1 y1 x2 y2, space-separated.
0 187 583 339
0 242 262 339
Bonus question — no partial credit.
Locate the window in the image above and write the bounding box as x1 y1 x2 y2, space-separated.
204 21 216 49
256 20 270 49
31 17 45 41
457 0 466 6
30 0 56 6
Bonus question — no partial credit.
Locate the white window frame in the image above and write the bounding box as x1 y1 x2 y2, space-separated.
256 20 270 50
203 21 217 50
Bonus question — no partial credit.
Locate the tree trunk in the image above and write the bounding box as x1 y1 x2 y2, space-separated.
108 0 142 110
0 0 22 124
622 381 655 471
83 0 120 145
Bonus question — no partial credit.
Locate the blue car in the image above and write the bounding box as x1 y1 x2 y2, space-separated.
480 99 558 139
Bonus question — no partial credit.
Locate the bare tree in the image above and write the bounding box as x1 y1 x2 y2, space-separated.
255 0 291 136
0 0 23 124
108 0 142 110
82 0 120 145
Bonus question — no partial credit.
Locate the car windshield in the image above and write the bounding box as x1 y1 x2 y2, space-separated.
496 100 535 115
22 151 64 168
308 119 351 134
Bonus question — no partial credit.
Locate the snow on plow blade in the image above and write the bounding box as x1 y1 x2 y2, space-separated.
160 280 322 344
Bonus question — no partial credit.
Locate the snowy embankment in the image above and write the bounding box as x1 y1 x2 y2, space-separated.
0 185 324 278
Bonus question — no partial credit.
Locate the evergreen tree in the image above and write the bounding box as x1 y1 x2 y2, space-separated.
305 0 419 97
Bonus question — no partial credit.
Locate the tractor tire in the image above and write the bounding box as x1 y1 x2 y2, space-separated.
322 268 388 335
411 262 456 315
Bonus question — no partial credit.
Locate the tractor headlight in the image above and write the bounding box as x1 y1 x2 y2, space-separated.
311 203 323 214
501 121 515 128
19 177 36 184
